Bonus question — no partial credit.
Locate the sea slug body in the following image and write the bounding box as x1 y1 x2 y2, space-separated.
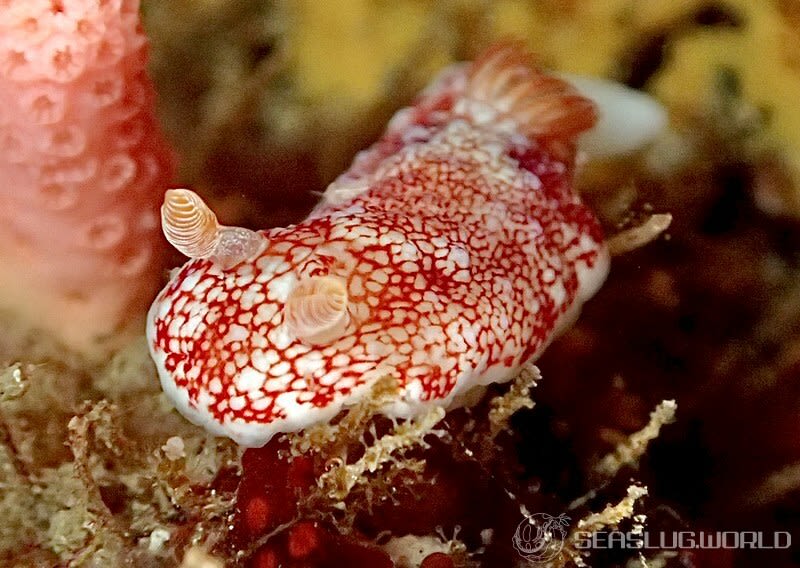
147 44 611 447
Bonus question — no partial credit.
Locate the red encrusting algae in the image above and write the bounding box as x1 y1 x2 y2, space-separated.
0 0 173 355
229 406 544 567
234 438 398 567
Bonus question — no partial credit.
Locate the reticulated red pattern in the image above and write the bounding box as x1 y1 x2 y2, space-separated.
148 45 608 446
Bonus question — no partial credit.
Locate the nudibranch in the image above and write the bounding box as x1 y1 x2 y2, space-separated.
148 45 659 447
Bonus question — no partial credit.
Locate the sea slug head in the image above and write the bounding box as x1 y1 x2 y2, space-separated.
149 189 369 446
161 188 267 270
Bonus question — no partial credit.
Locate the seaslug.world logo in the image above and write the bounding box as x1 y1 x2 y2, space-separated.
512 513 570 563
512 511 793 565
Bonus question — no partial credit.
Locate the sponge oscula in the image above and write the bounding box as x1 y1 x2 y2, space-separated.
0 0 174 355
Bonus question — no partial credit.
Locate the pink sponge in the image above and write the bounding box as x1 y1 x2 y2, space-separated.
0 0 173 354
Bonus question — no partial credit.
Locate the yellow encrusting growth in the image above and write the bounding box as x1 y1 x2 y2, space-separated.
282 0 800 216
653 0 800 201
144 0 800 218
289 0 440 104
